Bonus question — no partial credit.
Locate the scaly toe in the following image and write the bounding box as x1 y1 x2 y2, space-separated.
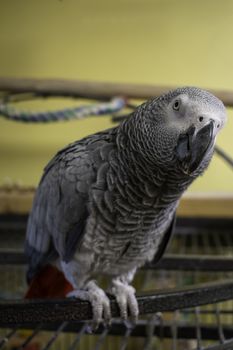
66 282 112 328
110 281 139 322
127 291 139 323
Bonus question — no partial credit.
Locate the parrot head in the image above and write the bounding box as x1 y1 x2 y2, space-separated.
126 87 227 176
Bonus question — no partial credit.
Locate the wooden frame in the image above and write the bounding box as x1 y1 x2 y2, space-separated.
0 77 233 106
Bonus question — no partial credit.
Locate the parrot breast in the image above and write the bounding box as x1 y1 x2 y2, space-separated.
73 186 177 277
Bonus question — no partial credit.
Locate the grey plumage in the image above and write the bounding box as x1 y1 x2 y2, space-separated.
25 86 226 324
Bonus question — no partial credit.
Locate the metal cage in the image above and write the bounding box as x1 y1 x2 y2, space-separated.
0 214 232 350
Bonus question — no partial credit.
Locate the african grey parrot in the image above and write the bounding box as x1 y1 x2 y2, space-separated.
25 87 226 326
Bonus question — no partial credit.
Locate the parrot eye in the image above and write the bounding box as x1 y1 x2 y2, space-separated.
173 100 180 111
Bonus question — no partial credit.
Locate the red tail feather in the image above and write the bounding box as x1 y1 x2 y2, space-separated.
25 265 74 299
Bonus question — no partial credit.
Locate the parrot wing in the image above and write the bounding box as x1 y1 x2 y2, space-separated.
25 130 115 281
25 142 92 281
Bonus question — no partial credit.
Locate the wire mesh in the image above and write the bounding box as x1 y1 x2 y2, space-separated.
0 215 232 350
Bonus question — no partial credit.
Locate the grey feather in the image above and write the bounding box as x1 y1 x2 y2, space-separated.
25 87 226 290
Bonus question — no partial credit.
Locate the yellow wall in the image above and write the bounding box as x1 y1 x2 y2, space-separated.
0 0 232 192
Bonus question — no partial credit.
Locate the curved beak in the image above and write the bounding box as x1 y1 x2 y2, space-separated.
175 121 214 174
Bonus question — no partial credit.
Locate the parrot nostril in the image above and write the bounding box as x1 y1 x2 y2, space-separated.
199 116 204 122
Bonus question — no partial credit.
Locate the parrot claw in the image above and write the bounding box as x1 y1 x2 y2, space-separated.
110 280 139 323
66 281 111 329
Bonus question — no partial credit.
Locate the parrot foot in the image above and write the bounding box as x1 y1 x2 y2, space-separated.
109 280 139 323
67 280 111 329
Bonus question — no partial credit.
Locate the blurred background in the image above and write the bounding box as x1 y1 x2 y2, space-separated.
0 1 233 349
0 0 232 192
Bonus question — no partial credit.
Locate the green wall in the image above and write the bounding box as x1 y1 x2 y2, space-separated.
0 0 232 192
